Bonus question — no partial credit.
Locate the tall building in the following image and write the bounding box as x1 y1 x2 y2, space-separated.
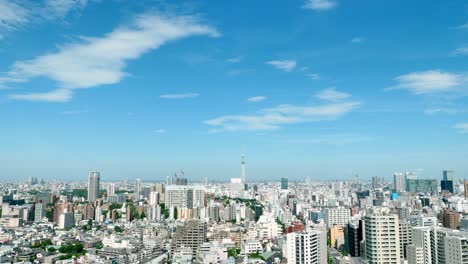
241 154 246 184
34 203 46 222
286 229 327 264
409 226 432 264
406 179 438 193
348 221 363 257
444 233 468 264
135 179 142 201
465 180 468 198
330 224 345 249
441 209 460 229
107 183 115 196
165 185 205 209
171 220 207 260
394 173 406 192
87 172 100 202
364 207 400 264
399 221 412 259
441 170 455 193
324 207 350 227
281 178 288 190
149 191 160 206
443 170 455 182
372 176 380 189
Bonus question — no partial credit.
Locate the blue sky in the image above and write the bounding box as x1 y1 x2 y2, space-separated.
0 0 467 182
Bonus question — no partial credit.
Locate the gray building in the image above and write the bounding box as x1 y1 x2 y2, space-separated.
87 172 100 202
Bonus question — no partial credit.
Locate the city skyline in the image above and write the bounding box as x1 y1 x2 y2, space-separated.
1 0 468 181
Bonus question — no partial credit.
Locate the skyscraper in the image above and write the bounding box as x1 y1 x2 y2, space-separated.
364 207 400 264
441 170 455 193
87 172 100 202
281 178 288 190
372 176 380 189
241 154 246 184
394 173 406 192
135 179 142 201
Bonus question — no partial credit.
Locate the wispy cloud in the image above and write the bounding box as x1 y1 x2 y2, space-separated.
284 134 373 146
227 56 242 63
154 129 167 134
160 92 200 99
316 88 351 102
424 108 459 115
389 70 467 94
247 96 266 102
452 47 468 56
306 73 320 80
205 101 359 132
0 0 87 34
454 123 468 133
266 60 297 72
303 0 337 11
2 13 219 102
351 37 364 43
0 0 30 31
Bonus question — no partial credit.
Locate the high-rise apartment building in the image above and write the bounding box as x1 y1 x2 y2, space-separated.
165 185 205 209
171 220 207 260
409 226 432 264
324 207 351 227
394 173 406 192
87 172 100 202
134 179 142 201
34 203 46 223
399 221 412 259
364 207 400 264
286 229 327 264
441 209 460 229
372 176 380 189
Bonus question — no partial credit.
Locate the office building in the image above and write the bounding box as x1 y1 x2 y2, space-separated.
281 178 288 190
87 172 100 202
406 179 438 193
330 224 345 249
165 185 205 209
372 176 380 189
441 209 460 229
348 221 363 257
364 207 400 264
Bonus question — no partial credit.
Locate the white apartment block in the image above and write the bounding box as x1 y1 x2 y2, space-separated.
324 207 350 227
364 207 400 264
286 229 327 264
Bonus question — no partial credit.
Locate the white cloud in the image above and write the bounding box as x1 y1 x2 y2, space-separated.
9 88 73 102
390 70 466 94
303 0 337 11
424 108 458 115
453 47 468 56
160 92 200 99
0 0 30 31
351 37 364 43
316 88 351 102
44 0 88 19
266 60 297 72
3 13 219 102
306 73 320 80
247 96 266 102
454 123 468 133
205 101 359 132
0 0 86 34
154 129 167 134
227 56 242 63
